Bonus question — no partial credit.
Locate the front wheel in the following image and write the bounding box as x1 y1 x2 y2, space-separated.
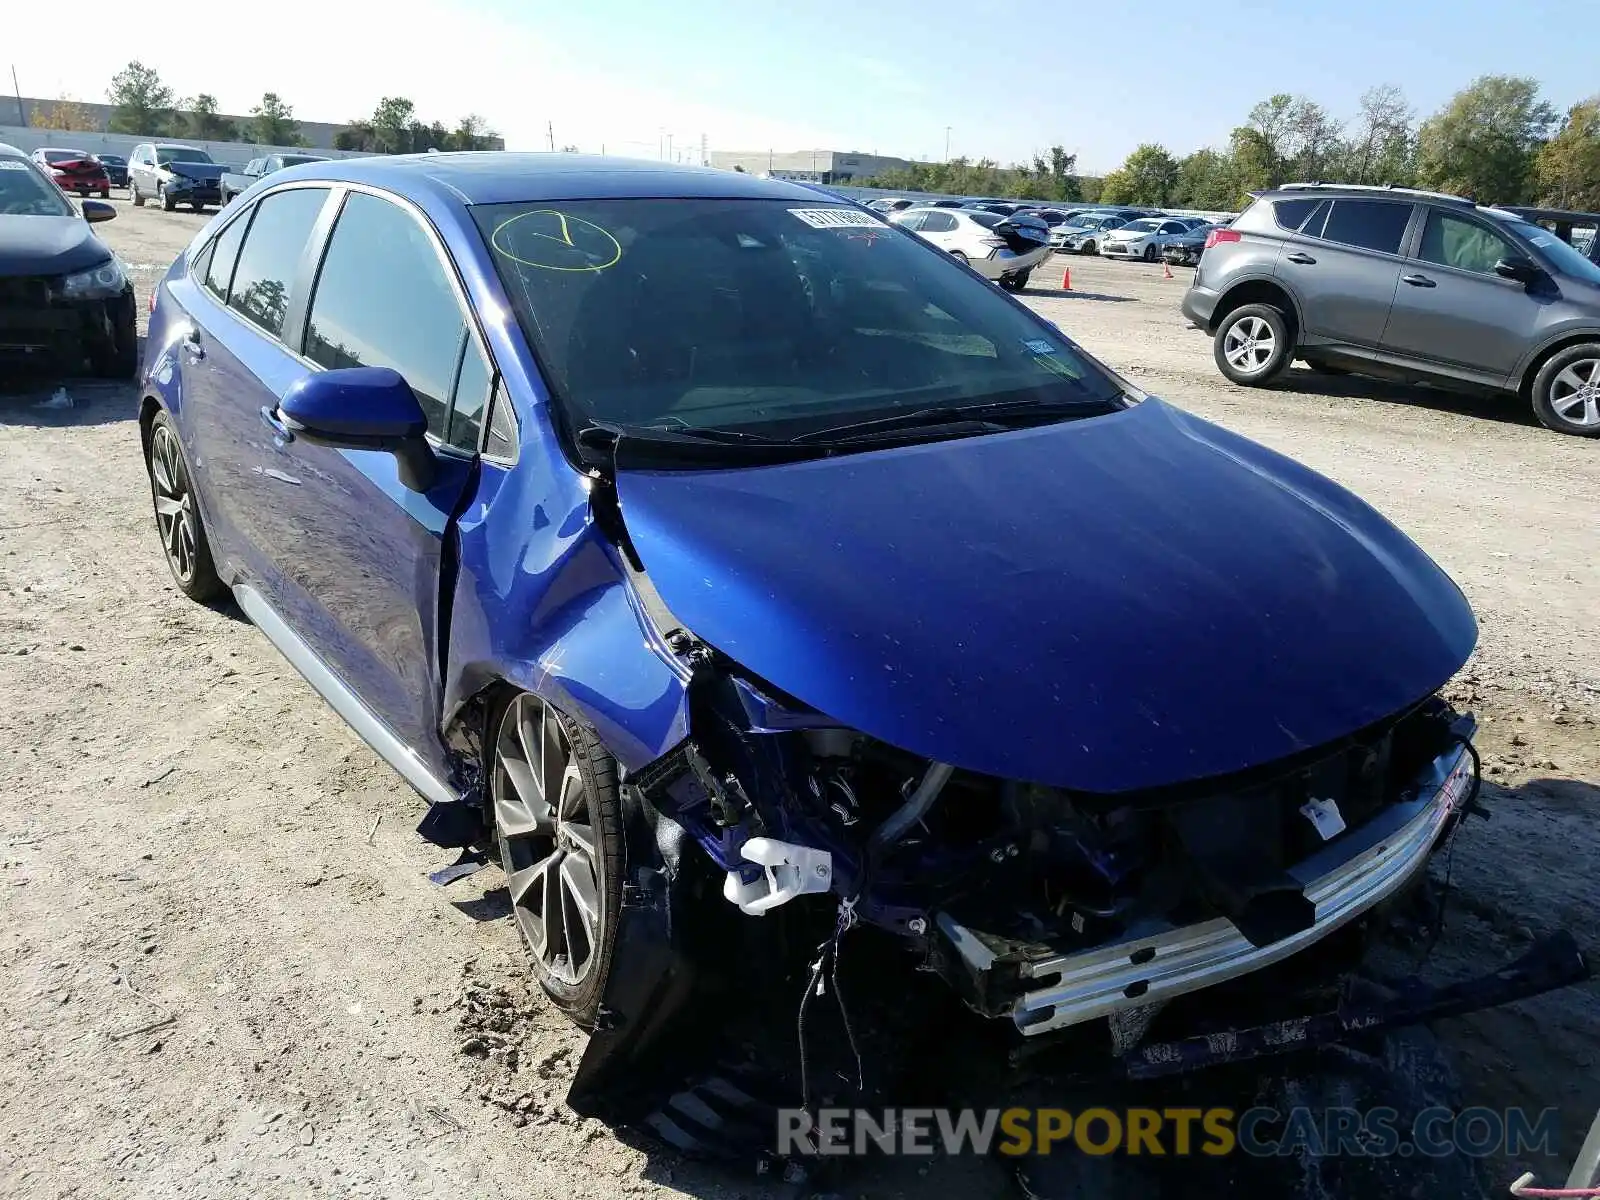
1081 239 1096 256
1531 342 1600 437
146 412 224 601
100 189 110 199
160 184 176 212
1214 303 1291 386
490 693 623 1025
1142 244 1158 262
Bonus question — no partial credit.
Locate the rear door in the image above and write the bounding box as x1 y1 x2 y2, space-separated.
1278 197 1414 348
1380 206 1545 383
245 187 483 759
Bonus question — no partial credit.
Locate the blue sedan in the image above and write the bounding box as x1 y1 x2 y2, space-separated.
141 153 1511 1133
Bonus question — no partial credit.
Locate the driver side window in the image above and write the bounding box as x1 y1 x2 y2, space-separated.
1418 211 1515 276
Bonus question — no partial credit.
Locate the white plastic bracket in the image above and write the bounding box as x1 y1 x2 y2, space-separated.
722 837 833 916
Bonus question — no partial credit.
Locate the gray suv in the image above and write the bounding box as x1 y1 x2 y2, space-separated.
1181 183 1600 436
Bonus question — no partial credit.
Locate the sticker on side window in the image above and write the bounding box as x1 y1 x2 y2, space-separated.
1022 338 1057 355
0 161 28 170
789 208 882 229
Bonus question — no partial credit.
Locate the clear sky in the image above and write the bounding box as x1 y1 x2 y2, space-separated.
9 0 1596 173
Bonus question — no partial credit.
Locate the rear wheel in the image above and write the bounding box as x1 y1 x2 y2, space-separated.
1000 270 1031 293
146 412 223 601
191 202 204 213
490 693 623 1025
949 250 969 266
1531 342 1600 437
131 178 145 207
1214 303 1291 386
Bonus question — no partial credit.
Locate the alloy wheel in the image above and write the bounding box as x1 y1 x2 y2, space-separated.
1223 316 1276 375
1549 358 1600 428
492 695 604 987
150 426 199 584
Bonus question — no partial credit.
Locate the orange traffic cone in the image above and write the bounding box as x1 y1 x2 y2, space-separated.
1163 261 1174 280
1061 267 1071 290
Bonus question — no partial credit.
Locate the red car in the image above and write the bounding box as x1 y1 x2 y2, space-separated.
30 148 111 198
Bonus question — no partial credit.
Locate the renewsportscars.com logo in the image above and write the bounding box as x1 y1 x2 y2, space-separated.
777 1105 1560 1159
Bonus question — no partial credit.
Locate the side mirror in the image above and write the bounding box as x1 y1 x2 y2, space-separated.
277 367 437 491
82 200 116 224
1494 255 1541 283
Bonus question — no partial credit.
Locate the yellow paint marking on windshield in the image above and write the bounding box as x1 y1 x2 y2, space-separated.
490 209 622 272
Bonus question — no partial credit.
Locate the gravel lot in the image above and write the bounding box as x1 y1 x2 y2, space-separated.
2 198 1597 1199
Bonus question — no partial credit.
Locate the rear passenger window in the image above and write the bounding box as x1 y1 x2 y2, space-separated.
1318 200 1412 255
484 380 518 461
1273 198 1319 230
228 187 328 338
203 211 250 301
304 190 465 439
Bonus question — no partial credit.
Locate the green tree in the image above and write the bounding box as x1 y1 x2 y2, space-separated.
1339 84 1416 185
106 61 174 135
1536 97 1600 210
30 99 94 132
1173 148 1237 210
335 121 375 152
370 97 418 154
1097 168 1133 206
1416 75 1555 203
450 113 497 151
249 93 302 146
184 94 237 141
1115 144 1179 205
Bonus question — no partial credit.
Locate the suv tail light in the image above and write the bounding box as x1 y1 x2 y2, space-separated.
1204 228 1241 250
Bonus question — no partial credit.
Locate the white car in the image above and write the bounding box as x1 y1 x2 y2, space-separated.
891 206 1052 290
1051 211 1130 255
1100 216 1194 261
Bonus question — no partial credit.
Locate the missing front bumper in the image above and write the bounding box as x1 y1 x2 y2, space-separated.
938 743 1478 1037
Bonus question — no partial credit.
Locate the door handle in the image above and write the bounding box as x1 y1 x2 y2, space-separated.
259 406 295 443
1401 273 1437 288
182 328 205 360
1285 252 1316 265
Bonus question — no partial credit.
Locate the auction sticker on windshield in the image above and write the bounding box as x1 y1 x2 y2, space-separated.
789 208 882 229
0 161 27 169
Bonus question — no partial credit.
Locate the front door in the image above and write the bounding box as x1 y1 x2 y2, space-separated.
1278 197 1415 348
242 188 485 762
1380 207 1547 383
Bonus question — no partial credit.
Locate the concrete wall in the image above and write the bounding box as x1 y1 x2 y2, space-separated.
0 125 373 169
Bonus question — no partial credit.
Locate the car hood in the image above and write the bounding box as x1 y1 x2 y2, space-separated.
0 214 109 277
615 400 1476 794
1108 227 1152 240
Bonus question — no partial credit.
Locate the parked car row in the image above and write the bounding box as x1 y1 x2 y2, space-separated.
28 148 112 198
887 206 1052 289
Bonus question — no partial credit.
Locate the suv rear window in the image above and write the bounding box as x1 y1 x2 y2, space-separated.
1272 198 1319 231
1318 199 1412 255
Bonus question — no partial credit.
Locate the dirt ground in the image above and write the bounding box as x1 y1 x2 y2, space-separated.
1 199 1597 1200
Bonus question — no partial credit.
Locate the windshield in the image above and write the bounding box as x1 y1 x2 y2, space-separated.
474 198 1121 448
1507 221 1600 284
0 157 75 216
1121 218 1160 233
42 150 88 164
280 154 324 167
967 211 1003 229
98 154 125 165
156 146 214 165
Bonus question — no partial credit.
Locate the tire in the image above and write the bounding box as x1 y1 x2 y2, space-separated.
131 179 145 207
1081 239 1096 256
1531 341 1600 437
1142 244 1158 262
1000 270 1031 293
160 184 176 212
949 250 969 266
93 318 139 380
1214 302 1292 386
100 189 110 199
191 202 204 213
145 411 224 602
489 693 623 1025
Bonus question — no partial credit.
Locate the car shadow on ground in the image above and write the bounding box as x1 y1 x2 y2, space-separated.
0 337 146 429
1269 366 1543 431
1030 288 1136 303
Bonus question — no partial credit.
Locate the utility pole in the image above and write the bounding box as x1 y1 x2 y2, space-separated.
547 121 555 151
700 132 707 166
10 66 25 127
945 126 952 161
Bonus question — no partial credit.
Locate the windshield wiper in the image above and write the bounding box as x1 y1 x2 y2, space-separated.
576 421 825 468
790 396 1119 444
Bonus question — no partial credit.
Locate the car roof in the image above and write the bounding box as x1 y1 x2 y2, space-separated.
272 152 839 206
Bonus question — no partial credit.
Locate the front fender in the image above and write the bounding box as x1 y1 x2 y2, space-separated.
441 446 690 773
